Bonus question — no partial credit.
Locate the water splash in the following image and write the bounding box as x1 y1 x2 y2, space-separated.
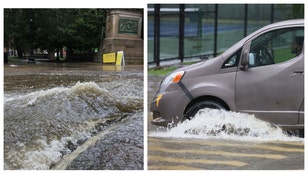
150 109 303 142
4 81 143 170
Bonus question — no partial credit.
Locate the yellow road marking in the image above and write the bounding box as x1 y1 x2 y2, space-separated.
149 145 286 159
265 140 304 146
149 155 247 167
53 125 119 170
149 137 303 153
148 165 201 170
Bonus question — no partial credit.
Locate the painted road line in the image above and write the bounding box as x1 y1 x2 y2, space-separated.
53 125 119 170
148 165 201 170
148 155 247 167
149 138 303 153
265 140 304 146
149 145 286 159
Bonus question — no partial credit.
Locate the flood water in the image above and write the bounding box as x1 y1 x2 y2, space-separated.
4 62 144 170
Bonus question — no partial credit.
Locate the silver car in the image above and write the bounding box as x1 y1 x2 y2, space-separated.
150 19 304 130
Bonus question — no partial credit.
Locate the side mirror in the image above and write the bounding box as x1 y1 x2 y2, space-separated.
239 50 249 71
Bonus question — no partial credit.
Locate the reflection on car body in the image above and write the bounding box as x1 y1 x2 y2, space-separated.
150 19 304 130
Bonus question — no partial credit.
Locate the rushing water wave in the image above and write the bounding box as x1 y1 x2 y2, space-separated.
149 109 303 142
4 81 143 169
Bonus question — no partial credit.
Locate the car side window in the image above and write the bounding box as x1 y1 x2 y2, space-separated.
248 27 304 68
222 49 241 68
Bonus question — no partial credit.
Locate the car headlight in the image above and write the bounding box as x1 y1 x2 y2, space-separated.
161 71 185 85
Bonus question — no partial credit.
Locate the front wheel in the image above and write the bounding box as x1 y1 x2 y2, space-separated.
184 100 226 121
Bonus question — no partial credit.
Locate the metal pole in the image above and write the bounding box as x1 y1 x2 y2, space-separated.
154 4 160 67
30 17 34 57
214 4 218 57
179 4 185 63
244 4 248 37
28 10 35 63
270 4 274 23
197 9 202 38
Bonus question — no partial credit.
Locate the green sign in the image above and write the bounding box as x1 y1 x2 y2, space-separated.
118 18 138 35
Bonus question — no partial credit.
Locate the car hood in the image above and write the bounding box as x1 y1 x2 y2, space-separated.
173 56 224 80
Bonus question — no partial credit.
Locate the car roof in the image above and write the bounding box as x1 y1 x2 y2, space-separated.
260 19 304 30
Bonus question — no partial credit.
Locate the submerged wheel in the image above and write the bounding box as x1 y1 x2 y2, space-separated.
184 100 226 121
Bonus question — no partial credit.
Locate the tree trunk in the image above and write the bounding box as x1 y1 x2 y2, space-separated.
17 47 23 58
4 50 8 64
56 47 60 62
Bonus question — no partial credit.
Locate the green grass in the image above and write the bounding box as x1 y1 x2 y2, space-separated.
148 66 179 76
274 47 293 63
8 56 22 61
148 61 200 76
148 28 260 63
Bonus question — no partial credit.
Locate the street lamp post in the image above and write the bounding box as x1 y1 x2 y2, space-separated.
28 17 35 63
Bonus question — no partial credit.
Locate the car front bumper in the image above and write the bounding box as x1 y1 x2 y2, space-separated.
150 89 191 126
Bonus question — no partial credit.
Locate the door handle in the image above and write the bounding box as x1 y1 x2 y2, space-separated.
291 71 304 76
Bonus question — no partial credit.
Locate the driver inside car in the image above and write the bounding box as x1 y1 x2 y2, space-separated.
291 36 304 56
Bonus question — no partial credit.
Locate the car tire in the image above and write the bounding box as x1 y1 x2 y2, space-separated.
184 100 225 121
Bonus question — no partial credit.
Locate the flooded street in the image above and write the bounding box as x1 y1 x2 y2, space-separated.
148 137 304 170
147 75 304 170
4 61 143 170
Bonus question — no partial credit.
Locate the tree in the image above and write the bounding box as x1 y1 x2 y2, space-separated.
4 9 107 61
4 9 35 58
291 4 304 18
276 4 304 20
